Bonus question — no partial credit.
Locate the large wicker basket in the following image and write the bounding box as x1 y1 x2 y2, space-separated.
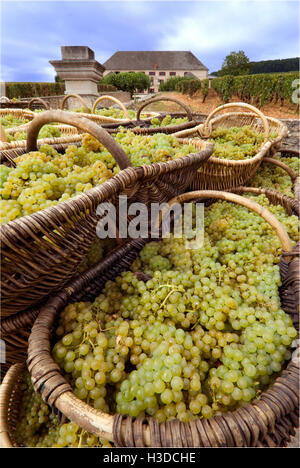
128 96 200 135
173 103 288 191
1 186 297 385
0 108 35 137
21 190 299 448
0 123 81 156
61 94 159 125
0 108 35 122
0 110 213 317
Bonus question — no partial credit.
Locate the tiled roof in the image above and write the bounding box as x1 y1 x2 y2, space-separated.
103 51 208 71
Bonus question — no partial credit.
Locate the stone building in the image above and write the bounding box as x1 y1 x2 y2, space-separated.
103 51 208 93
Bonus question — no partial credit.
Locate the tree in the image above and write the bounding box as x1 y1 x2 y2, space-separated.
101 72 150 97
219 51 251 76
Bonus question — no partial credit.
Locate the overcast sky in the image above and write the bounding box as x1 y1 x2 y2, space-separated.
1 0 299 81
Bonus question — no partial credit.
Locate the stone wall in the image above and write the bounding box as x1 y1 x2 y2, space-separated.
96 91 131 106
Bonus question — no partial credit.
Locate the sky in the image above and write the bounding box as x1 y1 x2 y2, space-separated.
0 0 299 82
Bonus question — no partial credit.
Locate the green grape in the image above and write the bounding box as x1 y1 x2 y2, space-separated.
1 114 29 128
6 124 61 142
15 371 112 447
43 196 298 428
150 115 188 128
250 155 299 197
0 132 196 224
206 126 276 161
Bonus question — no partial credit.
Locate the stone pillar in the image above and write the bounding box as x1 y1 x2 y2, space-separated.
50 46 105 108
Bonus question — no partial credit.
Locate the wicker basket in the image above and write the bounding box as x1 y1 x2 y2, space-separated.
173 103 288 191
61 94 159 125
0 108 35 122
0 108 35 137
0 307 40 380
128 96 199 135
0 110 213 317
1 186 298 382
0 123 81 155
22 190 299 447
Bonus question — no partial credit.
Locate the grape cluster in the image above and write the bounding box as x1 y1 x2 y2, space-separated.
1 114 29 128
250 156 299 197
6 124 61 143
150 115 188 128
208 126 277 160
0 144 113 224
14 372 112 447
94 107 137 120
82 130 196 168
50 198 298 427
73 107 146 120
1 131 196 224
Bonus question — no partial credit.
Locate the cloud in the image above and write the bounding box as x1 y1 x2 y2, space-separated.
1 0 299 80
156 1 299 69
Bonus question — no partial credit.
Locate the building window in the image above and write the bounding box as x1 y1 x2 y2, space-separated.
149 71 155 76
170 72 176 76
149 88 155 93
159 71 166 76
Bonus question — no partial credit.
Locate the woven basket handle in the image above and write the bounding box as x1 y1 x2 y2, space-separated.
262 157 297 182
28 98 50 110
92 95 130 119
157 190 292 254
136 97 193 121
26 110 132 169
60 94 90 113
203 103 270 141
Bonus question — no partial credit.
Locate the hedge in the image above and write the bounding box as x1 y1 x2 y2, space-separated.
159 76 192 92
5 82 65 99
175 78 209 102
211 72 299 106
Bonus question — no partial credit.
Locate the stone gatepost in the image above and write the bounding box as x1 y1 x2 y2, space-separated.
50 46 105 108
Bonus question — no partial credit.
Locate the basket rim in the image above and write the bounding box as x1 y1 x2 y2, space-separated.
0 126 81 150
210 111 287 143
174 111 288 147
0 108 35 117
25 190 299 446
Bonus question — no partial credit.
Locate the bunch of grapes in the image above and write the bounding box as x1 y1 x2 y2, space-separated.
249 156 299 197
94 107 137 119
1 114 29 128
49 197 298 428
6 124 61 143
73 107 147 120
0 144 113 224
82 130 197 168
14 372 112 447
150 115 188 128
0 132 196 224
207 126 277 160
